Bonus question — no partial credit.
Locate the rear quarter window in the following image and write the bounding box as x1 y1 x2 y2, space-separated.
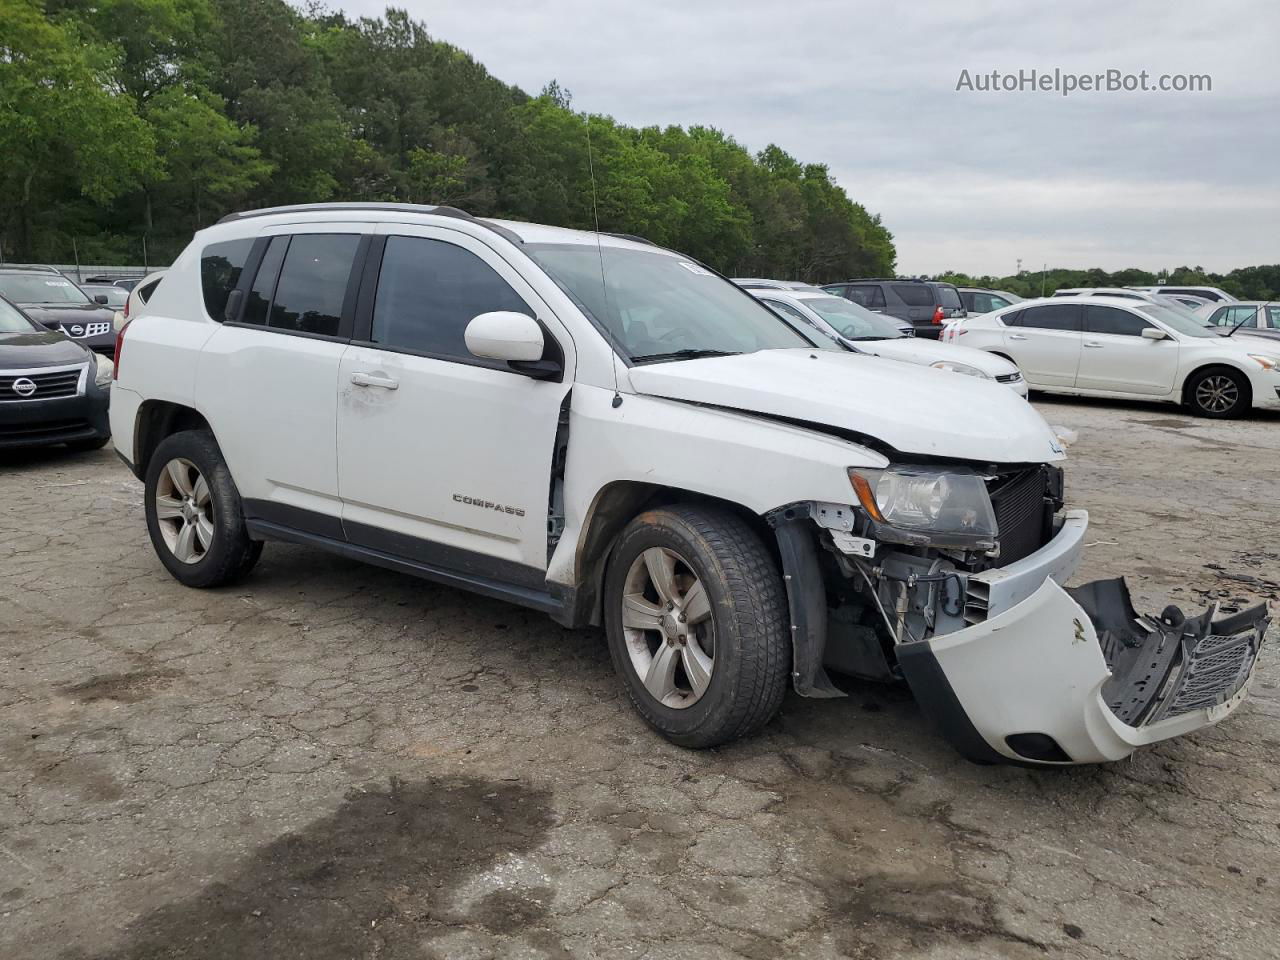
936 285 962 309
892 284 935 307
201 238 255 321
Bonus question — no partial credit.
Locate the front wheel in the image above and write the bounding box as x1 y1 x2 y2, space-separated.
603 504 791 748
144 429 262 587
1186 367 1250 418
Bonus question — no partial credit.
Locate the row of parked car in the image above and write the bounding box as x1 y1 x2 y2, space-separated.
0 265 165 451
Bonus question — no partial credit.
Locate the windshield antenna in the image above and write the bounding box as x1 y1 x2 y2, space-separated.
585 117 623 408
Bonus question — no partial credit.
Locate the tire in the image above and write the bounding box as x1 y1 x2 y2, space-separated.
66 435 109 452
1185 367 1250 418
144 429 262 588
603 504 790 748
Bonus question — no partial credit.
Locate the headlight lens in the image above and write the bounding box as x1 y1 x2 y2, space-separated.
1247 353 1280 370
849 466 997 539
94 355 114 386
929 360 991 379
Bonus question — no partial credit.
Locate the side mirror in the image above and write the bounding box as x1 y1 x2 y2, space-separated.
465 312 562 380
465 311 545 362
93 294 109 305
1141 327 1169 340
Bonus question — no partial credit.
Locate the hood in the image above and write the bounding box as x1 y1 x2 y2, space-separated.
627 349 1064 464
20 303 116 326
0 329 90 368
858 338 1017 376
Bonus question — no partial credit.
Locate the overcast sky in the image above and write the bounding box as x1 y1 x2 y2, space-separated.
329 0 1278 275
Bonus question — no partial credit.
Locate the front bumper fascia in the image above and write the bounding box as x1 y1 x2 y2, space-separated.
899 514 1269 765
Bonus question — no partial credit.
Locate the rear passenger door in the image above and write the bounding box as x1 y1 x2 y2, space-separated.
1001 303 1082 387
335 224 574 576
196 224 370 532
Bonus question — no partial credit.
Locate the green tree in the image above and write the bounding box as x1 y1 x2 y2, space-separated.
0 0 155 256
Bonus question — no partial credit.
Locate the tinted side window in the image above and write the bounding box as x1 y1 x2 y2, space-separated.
936 285 962 309
200 238 254 321
822 284 847 298
893 284 934 307
268 234 361 336
138 277 162 303
1000 309 1025 327
1266 306 1280 329
1085 305 1150 336
243 236 288 327
1205 306 1231 326
843 285 875 307
1019 304 1081 331
371 236 532 365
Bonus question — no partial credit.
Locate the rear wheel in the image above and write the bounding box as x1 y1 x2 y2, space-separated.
144 430 262 587
1185 367 1249 418
603 504 790 748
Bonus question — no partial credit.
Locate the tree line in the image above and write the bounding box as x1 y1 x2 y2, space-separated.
0 0 897 280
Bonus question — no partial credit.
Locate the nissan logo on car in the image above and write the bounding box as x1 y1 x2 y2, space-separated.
12 377 37 398
70 324 85 336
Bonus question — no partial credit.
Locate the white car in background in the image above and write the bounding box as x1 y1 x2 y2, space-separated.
750 288 1028 396
945 295 1280 418
1128 284 1236 304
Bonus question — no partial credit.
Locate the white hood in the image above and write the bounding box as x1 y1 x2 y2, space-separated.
857 338 1017 377
627 349 1065 464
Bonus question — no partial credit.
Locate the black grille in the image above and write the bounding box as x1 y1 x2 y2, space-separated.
988 468 1049 565
0 367 82 401
0 418 95 445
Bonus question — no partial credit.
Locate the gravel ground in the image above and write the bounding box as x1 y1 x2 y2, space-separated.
1 396 1277 960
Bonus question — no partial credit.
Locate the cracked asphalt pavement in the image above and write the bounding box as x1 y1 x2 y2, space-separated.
1 397 1277 960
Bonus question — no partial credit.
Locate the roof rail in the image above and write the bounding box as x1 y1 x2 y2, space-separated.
601 232 657 247
214 203 524 245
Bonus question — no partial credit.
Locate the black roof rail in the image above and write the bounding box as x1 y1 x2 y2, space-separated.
214 203 524 245
844 276 932 283
601 232 657 246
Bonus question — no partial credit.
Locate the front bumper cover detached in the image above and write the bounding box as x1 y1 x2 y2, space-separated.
901 571 1269 766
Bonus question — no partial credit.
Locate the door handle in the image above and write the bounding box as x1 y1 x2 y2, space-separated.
1083 341 1103 348
351 372 399 390
1008 334 1028 341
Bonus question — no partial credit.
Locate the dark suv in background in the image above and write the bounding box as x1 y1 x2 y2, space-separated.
821 278 966 339
0 266 117 355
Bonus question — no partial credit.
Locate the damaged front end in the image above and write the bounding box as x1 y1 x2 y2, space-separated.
769 465 1271 765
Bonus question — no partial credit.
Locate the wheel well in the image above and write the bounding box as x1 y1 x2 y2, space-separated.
990 351 1016 364
133 401 212 477
1181 363 1252 405
567 481 775 628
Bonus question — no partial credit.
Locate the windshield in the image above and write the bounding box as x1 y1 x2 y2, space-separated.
1137 303 1215 337
525 243 813 362
802 296 906 340
0 274 91 305
0 298 38 333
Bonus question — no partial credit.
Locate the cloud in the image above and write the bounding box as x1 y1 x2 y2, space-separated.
322 0 1280 274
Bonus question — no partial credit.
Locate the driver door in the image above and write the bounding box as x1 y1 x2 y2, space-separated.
335 224 574 575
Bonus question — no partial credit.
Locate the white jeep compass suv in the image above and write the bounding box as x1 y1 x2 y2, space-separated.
109 204 1269 765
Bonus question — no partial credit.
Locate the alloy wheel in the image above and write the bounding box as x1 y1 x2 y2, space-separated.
154 457 214 564
620 546 715 709
1195 375 1239 414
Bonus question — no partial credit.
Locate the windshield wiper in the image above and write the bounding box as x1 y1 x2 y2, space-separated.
844 335 890 341
630 348 742 364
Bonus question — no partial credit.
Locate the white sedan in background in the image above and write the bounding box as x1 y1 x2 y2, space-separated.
944 295 1280 418
751 288 1028 396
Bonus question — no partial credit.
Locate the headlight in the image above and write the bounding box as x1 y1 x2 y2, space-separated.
1247 354 1280 371
929 360 991 379
94 355 114 386
849 466 997 542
